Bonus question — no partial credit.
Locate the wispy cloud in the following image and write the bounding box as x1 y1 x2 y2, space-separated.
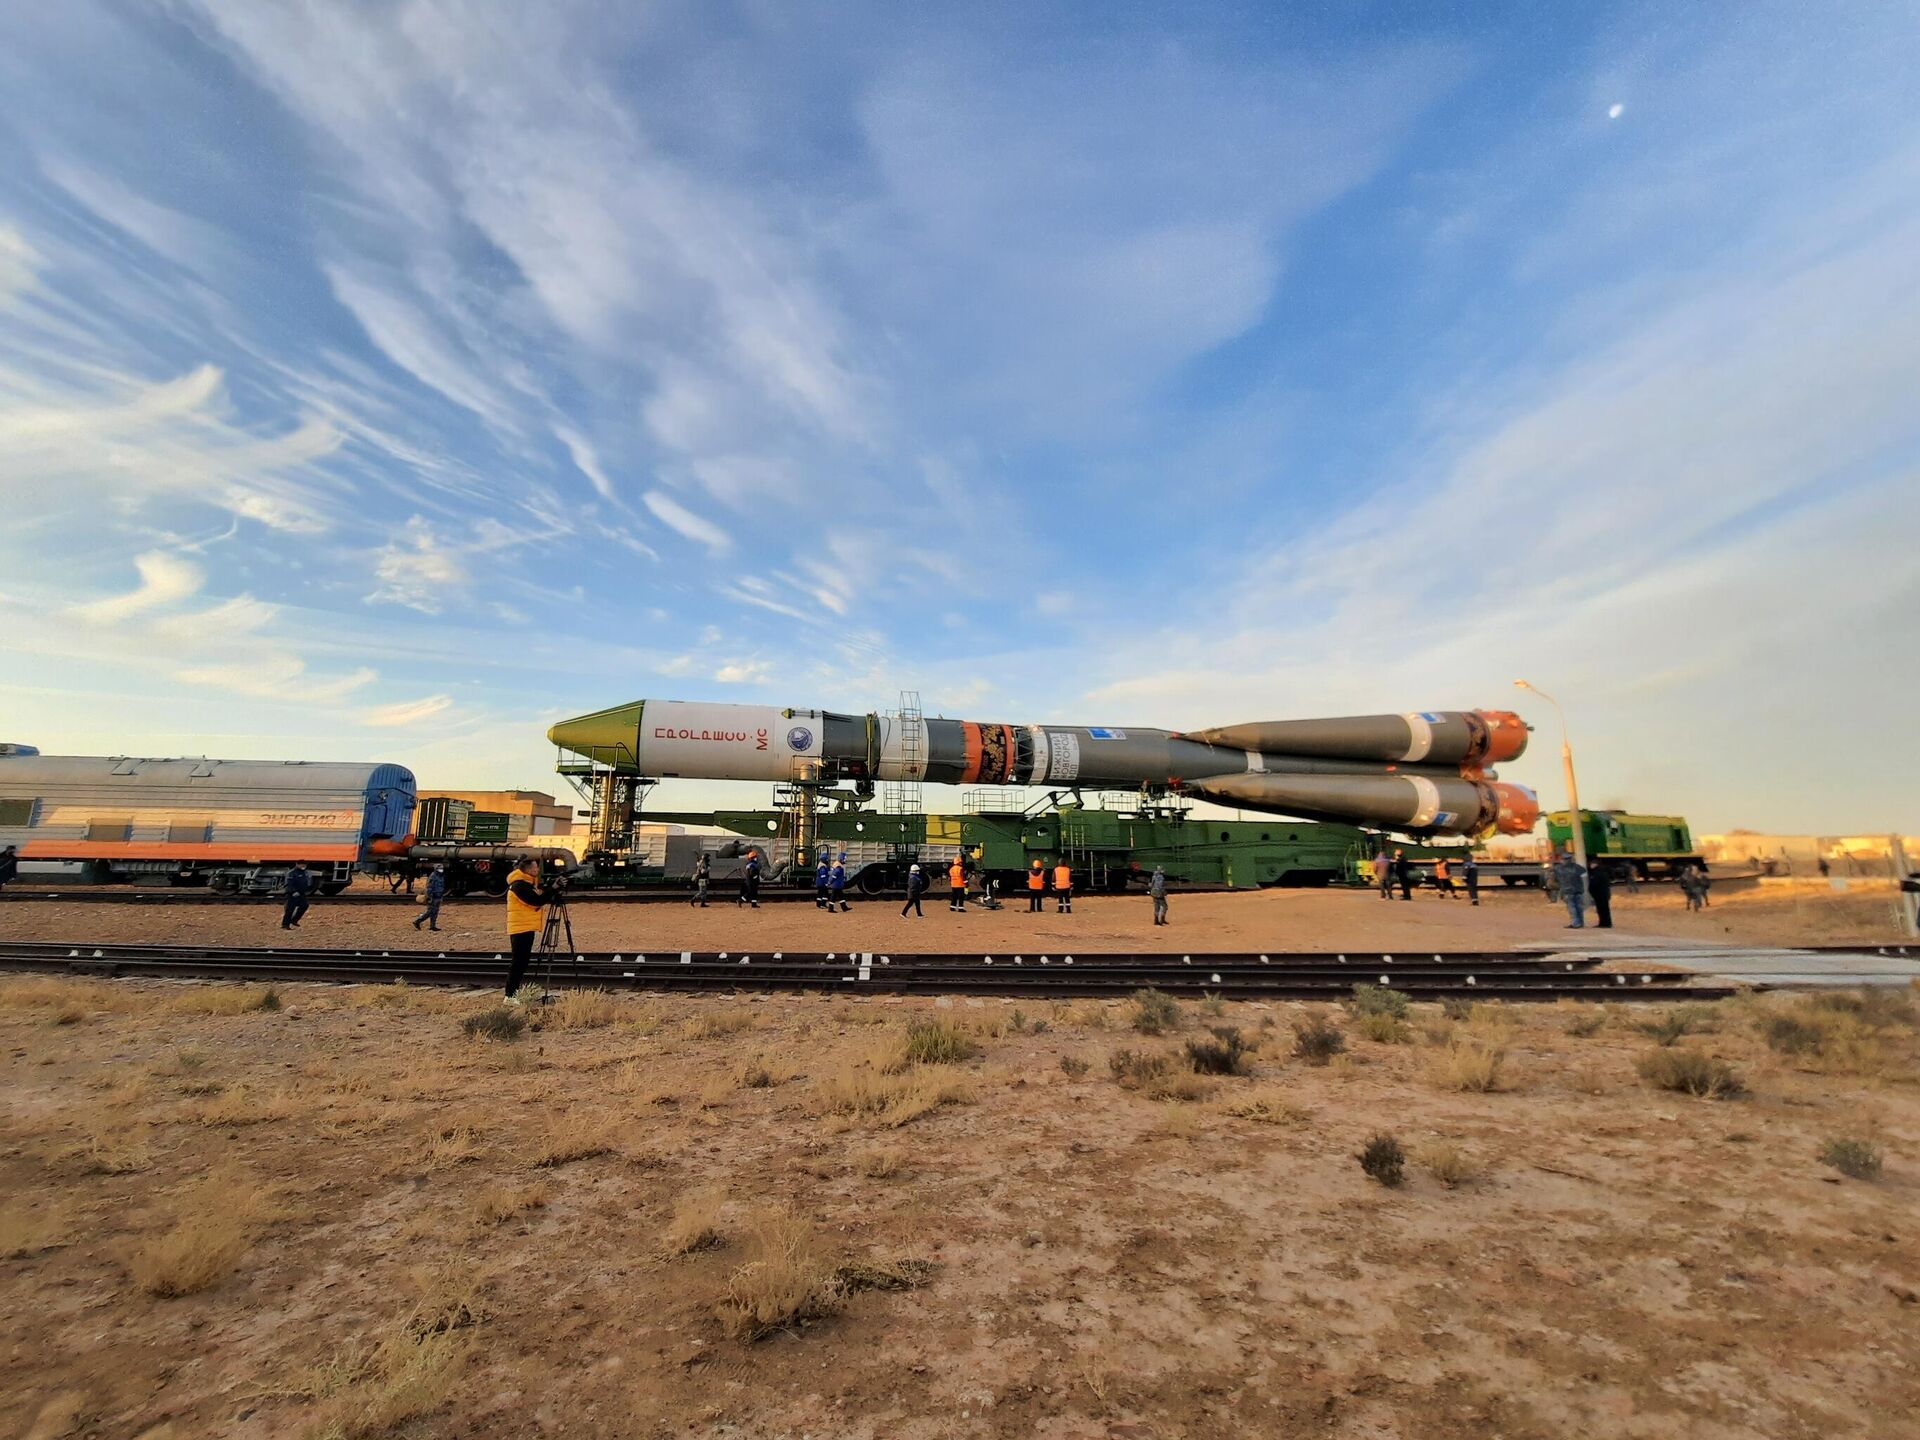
365 693 454 727
643 490 732 555
68 550 204 623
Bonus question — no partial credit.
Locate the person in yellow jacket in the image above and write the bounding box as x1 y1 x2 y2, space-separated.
1026 859 1046 913
1053 860 1073 914
947 857 968 912
503 856 549 1002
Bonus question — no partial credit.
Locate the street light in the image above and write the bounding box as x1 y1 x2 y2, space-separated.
1514 679 1589 905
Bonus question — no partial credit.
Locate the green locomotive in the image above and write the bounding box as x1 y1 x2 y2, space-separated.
1545 810 1704 882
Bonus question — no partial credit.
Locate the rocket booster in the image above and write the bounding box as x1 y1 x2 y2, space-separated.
546 699 1536 835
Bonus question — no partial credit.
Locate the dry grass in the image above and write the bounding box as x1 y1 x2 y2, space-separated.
1130 988 1182 1035
1638 1047 1744 1098
417 1124 486 1173
466 1184 548 1229
0 976 140 1014
1354 1011 1413 1044
297 1329 470 1440
858 1146 907 1179
63 1119 155 1175
1108 1048 1213 1101
2 1201 66 1258
528 1109 622 1167
1563 1006 1607 1038
167 984 281 1016
401 1262 490 1342
684 1009 760 1041
459 1007 526 1042
127 1211 249 1297
736 1054 795 1088
189 1084 302 1128
540 988 621 1030
1223 1090 1310 1126
1060 1000 1112 1030
814 1059 973 1129
901 1016 980 1065
1290 1014 1346 1065
661 1186 726 1255
1425 1040 1507 1093
1415 1141 1481 1187
719 1208 837 1340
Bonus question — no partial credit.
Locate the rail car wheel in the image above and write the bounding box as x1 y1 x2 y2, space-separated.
318 880 348 897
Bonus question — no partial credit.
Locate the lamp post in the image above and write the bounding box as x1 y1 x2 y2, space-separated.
1514 680 1588 904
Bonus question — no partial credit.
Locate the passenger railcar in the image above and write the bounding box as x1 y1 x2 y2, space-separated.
0 753 415 893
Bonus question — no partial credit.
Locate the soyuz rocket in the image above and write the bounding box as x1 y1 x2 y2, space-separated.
547 699 1539 837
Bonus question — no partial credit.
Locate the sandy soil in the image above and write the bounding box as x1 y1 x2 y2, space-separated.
0 878 1910 956
3 974 1917 1439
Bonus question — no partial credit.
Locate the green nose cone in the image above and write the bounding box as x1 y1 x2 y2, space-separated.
547 700 646 767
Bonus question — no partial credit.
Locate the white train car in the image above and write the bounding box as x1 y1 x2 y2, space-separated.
0 752 416 893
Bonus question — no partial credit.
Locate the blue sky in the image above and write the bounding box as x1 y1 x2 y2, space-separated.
2 0 1916 833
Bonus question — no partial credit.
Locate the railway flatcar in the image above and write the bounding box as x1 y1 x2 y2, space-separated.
0 752 415 894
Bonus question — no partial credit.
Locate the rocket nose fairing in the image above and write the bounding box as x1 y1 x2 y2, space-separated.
546 698 1538 838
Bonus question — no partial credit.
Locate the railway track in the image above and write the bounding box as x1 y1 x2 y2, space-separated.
0 939 1739 1000
0 887 831 906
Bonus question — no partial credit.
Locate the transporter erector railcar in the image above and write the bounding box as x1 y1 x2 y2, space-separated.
0 752 416 893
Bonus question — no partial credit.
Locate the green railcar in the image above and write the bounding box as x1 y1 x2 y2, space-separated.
1545 810 1703 881
646 802 1385 892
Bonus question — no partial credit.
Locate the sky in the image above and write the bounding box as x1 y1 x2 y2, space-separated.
1 0 1916 835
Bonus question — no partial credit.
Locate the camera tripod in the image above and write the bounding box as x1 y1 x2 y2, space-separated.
534 881 577 1000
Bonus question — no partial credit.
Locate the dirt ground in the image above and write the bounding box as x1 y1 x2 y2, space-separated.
3 971 1917 1440
0 877 1910 956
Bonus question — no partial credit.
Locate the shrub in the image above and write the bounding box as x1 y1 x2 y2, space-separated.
299 1329 468 1440
1184 1026 1254 1076
461 1008 526 1042
1130 989 1182 1036
1440 997 1473 1021
1425 1041 1506 1093
1564 1008 1605 1038
719 1209 837 1340
1354 1012 1412 1044
1811 988 1915 1027
859 1147 906 1179
1637 1047 1743 1098
1763 1014 1825 1055
661 1187 726 1255
1199 991 1226 1018
1059 1054 1090 1078
1357 1134 1405 1188
1290 1015 1346 1065
1108 1048 1210 1101
1415 1141 1479 1187
1818 1136 1883 1180
128 1213 248 1297
1348 983 1410 1020
1639 1011 1695 1046
902 1018 978 1066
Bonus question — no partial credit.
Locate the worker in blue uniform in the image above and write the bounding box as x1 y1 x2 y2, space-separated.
280 861 312 930
828 853 850 912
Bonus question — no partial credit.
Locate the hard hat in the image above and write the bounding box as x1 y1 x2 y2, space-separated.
910 863 921 872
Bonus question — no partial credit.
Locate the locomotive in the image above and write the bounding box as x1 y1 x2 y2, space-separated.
0 748 415 894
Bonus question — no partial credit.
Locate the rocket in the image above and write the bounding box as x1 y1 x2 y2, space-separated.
547 699 1538 837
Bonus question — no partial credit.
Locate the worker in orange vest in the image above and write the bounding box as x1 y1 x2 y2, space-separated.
1026 859 1046 913
1053 859 1073 914
947 857 968 912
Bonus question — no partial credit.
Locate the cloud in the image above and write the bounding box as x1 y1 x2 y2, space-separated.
368 517 468 612
177 655 377 703
554 424 616 503
713 659 771 685
39 157 237 274
642 490 732 554
324 263 517 431
365 693 453 726
69 550 204 623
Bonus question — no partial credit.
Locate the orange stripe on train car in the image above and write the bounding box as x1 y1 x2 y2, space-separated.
17 842 362 861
